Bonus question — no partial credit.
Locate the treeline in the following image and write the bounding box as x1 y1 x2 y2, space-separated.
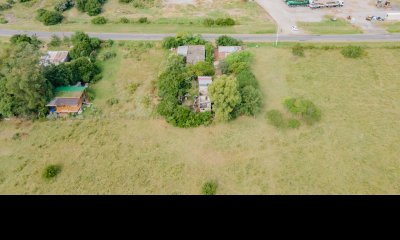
0 32 107 118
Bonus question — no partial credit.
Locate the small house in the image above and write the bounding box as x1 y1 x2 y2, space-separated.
177 45 205 65
197 76 213 112
215 46 242 60
41 51 70 66
46 85 89 116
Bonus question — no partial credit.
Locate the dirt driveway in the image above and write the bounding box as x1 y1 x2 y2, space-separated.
256 0 398 34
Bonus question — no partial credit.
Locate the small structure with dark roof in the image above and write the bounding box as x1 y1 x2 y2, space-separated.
46 85 89 116
41 51 70 66
177 45 205 65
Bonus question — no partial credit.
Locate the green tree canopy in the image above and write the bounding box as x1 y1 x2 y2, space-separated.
209 75 241 122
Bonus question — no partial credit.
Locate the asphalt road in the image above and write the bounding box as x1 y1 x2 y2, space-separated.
0 29 400 42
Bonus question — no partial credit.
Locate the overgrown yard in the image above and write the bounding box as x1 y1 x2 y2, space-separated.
1 42 400 194
0 0 275 34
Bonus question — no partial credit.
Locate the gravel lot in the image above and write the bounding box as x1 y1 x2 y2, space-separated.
256 0 399 34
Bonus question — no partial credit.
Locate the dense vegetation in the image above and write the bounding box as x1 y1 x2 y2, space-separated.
76 0 106 16
216 35 243 47
36 9 64 25
203 17 236 27
0 32 105 118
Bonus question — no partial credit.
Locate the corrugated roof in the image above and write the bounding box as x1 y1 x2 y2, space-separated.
177 46 189 56
55 86 87 98
54 98 80 106
218 46 242 53
186 45 205 65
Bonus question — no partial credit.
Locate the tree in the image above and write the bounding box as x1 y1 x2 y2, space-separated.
43 63 72 87
69 57 100 83
70 31 101 59
209 75 241 122
36 9 63 26
237 85 262 116
0 43 52 117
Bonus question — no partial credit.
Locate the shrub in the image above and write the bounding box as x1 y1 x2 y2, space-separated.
19 0 31 2
341 45 365 58
119 17 130 23
205 42 214 64
12 132 21 140
76 0 106 16
138 17 148 23
49 35 61 47
292 44 305 57
0 17 8 24
224 51 252 74
128 82 141 94
287 118 301 129
0 3 12 11
188 61 215 77
100 51 116 61
106 98 119 106
10 34 41 46
70 31 102 59
91 16 107 24
42 164 62 180
202 180 218 195
266 110 286 129
215 17 235 26
236 70 258 89
216 35 242 46
161 36 178 49
203 18 215 27
54 0 74 12
237 85 262 116
284 97 321 125
36 9 63 26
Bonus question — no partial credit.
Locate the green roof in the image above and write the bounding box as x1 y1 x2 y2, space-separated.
55 86 87 98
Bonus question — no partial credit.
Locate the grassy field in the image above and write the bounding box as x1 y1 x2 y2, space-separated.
1 41 400 194
0 0 276 34
298 16 363 34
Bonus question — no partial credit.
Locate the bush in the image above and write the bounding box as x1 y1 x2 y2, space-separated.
100 51 116 61
70 31 102 59
69 57 101 83
106 98 119 106
236 70 258 89
292 44 305 57
36 9 63 26
128 82 141 94
54 0 74 12
216 35 242 46
341 45 365 58
287 118 301 129
237 85 262 116
188 61 215 77
215 17 235 26
161 33 206 49
0 3 12 11
202 180 218 195
49 35 61 47
224 51 252 74
76 0 106 16
284 97 321 125
42 164 62 180
203 18 215 27
138 17 148 23
266 110 286 129
10 34 41 46
205 42 214 64
0 17 8 24
91 16 107 24
119 17 130 23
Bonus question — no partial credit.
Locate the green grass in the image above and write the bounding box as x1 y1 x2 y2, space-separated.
0 0 276 34
1 42 400 194
298 16 363 34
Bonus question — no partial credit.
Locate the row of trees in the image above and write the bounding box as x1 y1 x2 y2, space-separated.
0 32 104 118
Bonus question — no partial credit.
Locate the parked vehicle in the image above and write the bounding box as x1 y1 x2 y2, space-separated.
309 0 344 9
285 0 309 7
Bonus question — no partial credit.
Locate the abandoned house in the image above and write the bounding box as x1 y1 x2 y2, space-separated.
177 45 205 65
196 76 213 112
40 51 70 66
46 85 89 116
215 46 242 60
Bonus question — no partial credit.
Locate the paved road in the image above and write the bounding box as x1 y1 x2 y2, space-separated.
0 29 400 42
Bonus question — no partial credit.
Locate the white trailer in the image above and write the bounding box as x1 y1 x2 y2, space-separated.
309 0 344 9
386 12 400 21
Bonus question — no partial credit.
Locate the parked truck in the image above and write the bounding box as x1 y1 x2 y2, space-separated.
285 0 310 7
309 0 344 9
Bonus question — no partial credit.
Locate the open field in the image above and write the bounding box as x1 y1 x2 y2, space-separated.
1 41 400 194
0 0 276 34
